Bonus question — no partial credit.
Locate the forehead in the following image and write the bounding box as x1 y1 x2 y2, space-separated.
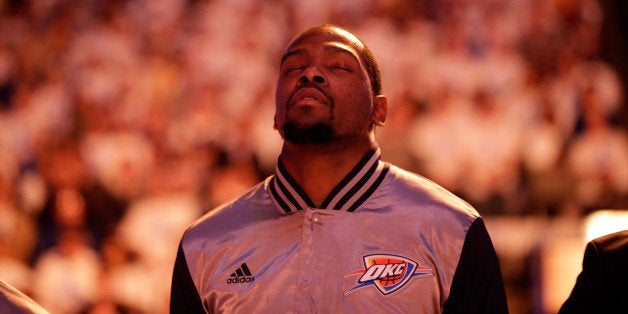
281 28 365 63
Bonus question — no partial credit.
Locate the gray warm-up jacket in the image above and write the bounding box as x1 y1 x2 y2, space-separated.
170 148 508 313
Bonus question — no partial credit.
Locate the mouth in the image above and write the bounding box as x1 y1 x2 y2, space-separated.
289 87 329 108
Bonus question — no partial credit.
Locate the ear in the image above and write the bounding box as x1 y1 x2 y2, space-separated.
373 95 387 127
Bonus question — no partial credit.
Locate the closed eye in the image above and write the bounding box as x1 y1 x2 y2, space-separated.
282 66 305 76
329 65 352 73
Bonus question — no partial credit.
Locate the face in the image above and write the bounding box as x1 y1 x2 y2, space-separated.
274 27 386 145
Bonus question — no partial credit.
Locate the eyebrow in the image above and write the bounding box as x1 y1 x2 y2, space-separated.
281 49 306 64
324 44 360 61
280 44 360 65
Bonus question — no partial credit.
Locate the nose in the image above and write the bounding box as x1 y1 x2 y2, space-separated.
298 67 326 85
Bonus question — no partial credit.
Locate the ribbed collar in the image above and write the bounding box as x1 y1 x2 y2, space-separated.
269 147 389 213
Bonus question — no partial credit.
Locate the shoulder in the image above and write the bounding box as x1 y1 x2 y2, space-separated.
365 164 480 240
181 180 272 244
383 164 480 219
588 229 628 256
584 229 628 271
0 280 49 314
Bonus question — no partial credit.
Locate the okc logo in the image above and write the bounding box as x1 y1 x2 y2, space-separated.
344 254 433 295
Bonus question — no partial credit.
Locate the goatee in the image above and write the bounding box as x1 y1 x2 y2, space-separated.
283 121 333 145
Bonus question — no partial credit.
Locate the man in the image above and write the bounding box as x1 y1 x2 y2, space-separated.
170 24 508 313
559 229 628 313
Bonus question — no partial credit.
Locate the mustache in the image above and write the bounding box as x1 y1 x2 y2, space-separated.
286 83 330 107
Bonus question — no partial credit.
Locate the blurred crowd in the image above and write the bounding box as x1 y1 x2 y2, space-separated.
0 0 626 313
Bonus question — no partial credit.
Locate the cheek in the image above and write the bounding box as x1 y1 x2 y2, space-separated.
274 102 286 130
276 107 286 122
276 74 299 95
335 87 373 123
338 82 372 109
274 81 290 117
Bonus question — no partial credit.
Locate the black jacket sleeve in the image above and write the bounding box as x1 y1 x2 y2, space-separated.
170 242 206 314
443 218 508 314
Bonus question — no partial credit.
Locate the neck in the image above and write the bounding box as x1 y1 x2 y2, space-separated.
279 138 377 202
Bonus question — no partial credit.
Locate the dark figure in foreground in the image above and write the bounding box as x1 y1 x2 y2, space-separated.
170 24 508 313
559 229 628 314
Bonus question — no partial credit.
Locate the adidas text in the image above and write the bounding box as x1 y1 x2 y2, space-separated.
226 276 255 284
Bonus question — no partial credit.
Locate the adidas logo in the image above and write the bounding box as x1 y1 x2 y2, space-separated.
226 263 255 284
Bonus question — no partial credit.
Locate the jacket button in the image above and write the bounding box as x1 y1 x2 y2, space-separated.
310 212 321 223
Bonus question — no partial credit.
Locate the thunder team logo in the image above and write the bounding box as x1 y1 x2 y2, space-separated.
344 254 433 295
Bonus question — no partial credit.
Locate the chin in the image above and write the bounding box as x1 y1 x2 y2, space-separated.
283 121 334 145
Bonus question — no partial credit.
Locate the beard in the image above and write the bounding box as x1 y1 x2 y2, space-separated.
282 121 334 145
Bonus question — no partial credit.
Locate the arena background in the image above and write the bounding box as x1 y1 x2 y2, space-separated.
0 0 626 313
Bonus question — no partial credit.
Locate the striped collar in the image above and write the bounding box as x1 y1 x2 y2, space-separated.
269 147 389 213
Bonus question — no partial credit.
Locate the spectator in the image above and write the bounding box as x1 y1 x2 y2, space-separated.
32 226 101 314
566 85 628 212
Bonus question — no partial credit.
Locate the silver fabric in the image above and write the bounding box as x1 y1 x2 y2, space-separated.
180 158 479 313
